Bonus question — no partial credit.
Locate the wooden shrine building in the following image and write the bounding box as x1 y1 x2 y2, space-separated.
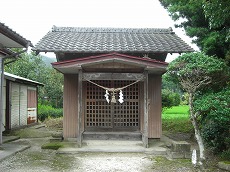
34 27 193 147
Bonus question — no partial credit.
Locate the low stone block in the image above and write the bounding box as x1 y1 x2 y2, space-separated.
218 162 230 171
50 138 62 142
171 140 191 153
184 152 192 159
167 150 185 159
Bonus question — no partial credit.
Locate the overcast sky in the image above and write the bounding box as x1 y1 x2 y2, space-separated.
0 0 198 62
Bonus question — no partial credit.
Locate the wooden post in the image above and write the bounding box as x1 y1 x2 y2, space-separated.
77 70 83 147
142 71 148 148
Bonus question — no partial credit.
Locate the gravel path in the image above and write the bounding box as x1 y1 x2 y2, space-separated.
71 153 153 172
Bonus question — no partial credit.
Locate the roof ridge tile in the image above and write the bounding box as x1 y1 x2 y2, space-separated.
51 26 173 34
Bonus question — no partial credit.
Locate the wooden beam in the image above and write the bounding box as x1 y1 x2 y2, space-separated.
77 70 83 147
142 71 149 148
83 73 144 81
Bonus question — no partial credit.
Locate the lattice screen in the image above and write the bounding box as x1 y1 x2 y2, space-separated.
85 80 139 130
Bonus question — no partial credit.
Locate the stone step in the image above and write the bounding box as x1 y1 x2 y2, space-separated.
57 140 167 155
82 140 143 147
83 131 142 141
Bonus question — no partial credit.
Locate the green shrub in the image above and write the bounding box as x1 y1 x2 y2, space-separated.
221 149 230 161
162 89 181 109
195 86 230 155
38 104 63 121
201 120 230 154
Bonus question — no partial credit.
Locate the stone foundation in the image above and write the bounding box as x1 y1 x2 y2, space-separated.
167 140 191 159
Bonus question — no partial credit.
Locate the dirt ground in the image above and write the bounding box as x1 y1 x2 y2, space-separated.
0 126 226 172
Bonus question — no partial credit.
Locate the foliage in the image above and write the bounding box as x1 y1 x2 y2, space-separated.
162 105 193 133
181 92 189 105
202 0 230 29
4 52 63 107
194 87 230 154
38 104 63 121
159 0 230 64
166 52 230 161
162 74 183 107
162 89 180 109
167 52 229 93
162 74 182 93
221 150 230 161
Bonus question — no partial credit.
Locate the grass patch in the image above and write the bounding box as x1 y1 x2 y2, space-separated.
151 156 193 170
41 142 64 150
27 149 74 170
163 105 189 114
11 128 52 138
41 141 77 150
162 105 193 133
222 161 230 164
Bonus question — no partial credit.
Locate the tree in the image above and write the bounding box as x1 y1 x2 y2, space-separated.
4 52 63 108
167 52 229 163
159 0 230 64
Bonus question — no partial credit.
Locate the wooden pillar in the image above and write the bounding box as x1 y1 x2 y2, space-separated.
142 71 148 148
77 70 83 147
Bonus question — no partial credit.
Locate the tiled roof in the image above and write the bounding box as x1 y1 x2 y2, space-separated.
34 26 194 53
0 22 33 48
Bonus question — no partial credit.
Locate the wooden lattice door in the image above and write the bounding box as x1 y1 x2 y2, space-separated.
85 80 140 132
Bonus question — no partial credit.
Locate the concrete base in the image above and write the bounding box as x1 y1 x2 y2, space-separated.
57 139 167 155
83 132 142 141
218 162 230 171
0 143 30 162
2 136 20 143
167 140 191 159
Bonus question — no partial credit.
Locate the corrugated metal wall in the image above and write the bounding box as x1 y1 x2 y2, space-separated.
19 85 27 126
10 83 37 129
11 83 20 128
148 74 162 138
63 74 78 138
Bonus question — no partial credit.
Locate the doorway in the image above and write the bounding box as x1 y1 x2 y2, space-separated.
85 80 140 132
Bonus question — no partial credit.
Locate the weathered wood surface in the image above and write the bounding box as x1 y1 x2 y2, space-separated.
142 71 149 148
77 70 83 147
63 74 78 138
148 74 162 138
83 73 145 81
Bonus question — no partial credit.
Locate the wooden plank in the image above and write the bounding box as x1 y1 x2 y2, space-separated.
142 71 149 148
63 74 78 138
148 74 162 138
77 70 83 147
27 89 37 124
83 73 144 81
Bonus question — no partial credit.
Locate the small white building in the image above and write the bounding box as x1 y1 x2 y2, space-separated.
2 72 43 131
